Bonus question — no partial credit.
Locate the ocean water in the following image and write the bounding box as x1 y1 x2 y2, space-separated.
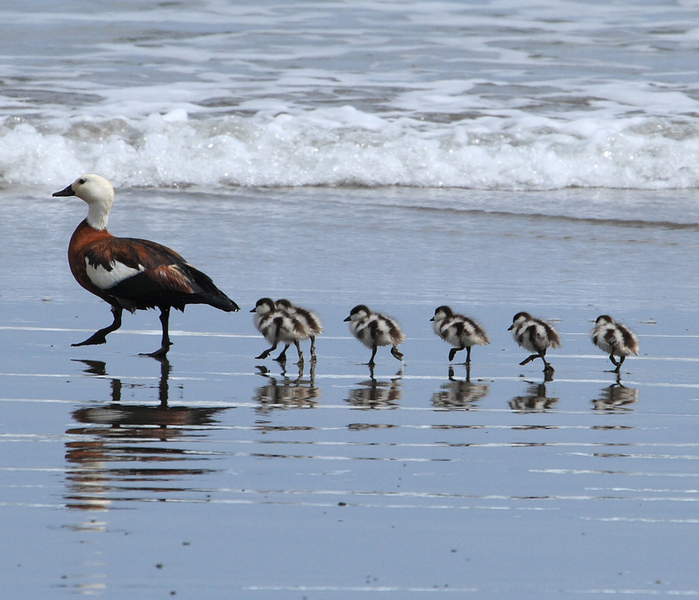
3 2 699 599
3 0 699 195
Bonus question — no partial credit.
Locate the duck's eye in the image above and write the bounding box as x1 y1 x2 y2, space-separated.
79 178 86 184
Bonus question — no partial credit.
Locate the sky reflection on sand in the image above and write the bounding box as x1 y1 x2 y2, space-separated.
2 186 699 598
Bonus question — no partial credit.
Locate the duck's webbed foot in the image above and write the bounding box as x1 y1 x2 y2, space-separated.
73 306 123 347
141 342 172 359
73 331 109 347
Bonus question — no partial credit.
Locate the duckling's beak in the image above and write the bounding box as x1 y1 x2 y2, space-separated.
507 324 514 330
343 316 351 322
250 307 256 313
429 316 435 322
53 183 75 197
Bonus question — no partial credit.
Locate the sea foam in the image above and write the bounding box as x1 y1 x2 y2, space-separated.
4 107 699 191
3 0 699 193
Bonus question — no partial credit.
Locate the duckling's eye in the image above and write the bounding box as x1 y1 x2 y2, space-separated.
79 178 86 184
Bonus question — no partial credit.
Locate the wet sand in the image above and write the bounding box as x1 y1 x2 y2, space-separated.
2 186 699 598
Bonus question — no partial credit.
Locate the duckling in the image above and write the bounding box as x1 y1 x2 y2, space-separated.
251 298 306 363
344 305 405 367
591 315 639 373
508 311 561 373
431 305 490 364
275 299 323 362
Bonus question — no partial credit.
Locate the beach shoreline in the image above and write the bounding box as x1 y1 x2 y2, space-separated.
1 184 699 596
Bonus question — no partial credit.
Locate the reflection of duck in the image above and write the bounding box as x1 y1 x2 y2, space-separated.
346 371 403 409
70 357 226 430
593 380 639 412
509 382 559 413
253 362 320 412
65 358 228 510
431 367 489 409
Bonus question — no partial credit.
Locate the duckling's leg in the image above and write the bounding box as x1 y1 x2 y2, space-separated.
535 350 552 370
539 353 555 380
310 336 317 362
256 342 278 360
519 354 540 366
142 306 173 358
73 305 123 347
465 346 472 365
448 346 463 362
275 344 291 363
609 353 623 373
262 319 283 360
368 345 378 367
292 341 304 365
390 345 404 362
543 363 555 381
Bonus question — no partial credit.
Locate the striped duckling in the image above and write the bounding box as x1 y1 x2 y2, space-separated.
275 299 323 362
591 315 639 373
430 305 490 364
508 311 561 373
251 298 307 363
344 305 405 367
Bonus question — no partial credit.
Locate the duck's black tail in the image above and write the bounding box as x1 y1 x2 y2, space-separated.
188 266 240 312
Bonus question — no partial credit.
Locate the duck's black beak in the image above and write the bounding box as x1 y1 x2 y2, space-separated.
53 184 75 197
343 316 351 322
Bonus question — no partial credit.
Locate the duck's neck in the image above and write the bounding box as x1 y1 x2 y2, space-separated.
86 203 110 231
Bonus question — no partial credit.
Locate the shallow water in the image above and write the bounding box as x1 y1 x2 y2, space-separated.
2 186 699 598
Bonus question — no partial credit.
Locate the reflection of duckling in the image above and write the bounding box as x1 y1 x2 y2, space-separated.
431 368 489 409
346 375 403 409
508 312 560 378
431 305 490 364
276 299 323 362
591 315 639 373
593 381 639 411
509 383 558 413
253 363 320 411
251 298 307 363
344 305 405 366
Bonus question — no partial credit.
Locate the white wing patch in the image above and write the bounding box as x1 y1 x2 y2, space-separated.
85 257 145 290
